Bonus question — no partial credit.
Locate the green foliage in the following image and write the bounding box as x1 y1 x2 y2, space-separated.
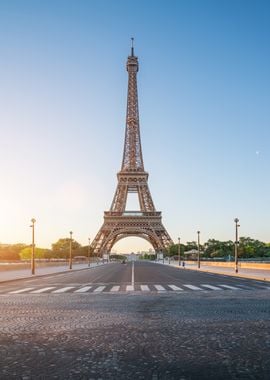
1 236 270 262
185 241 198 251
19 247 52 260
0 244 27 260
204 239 234 258
51 238 82 258
52 238 81 252
203 237 270 259
237 237 270 258
164 237 270 260
168 244 185 257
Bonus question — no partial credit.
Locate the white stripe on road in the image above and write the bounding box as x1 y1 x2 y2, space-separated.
52 287 75 293
168 285 183 291
201 284 223 290
110 286 120 292
218 284 240 290
131 261 134 287
141 285 150 291
30 287 56 293
94 286 106 292
8 282 257 295
74 286 92 293
154 285 166 291
183 285 203 291
9 288 35 294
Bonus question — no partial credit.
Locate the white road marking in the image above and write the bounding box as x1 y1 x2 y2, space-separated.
9 288 35 294
94 286 106 292
110 286 120 292
131 261 134 287
8 281 262 295
154 285 166 291
168 285 183 291
141 285 150 291
218 284 240 290
183 285 203 291
74 286 92 293
52 287 75 293
201 284 223 290
30 287 56 293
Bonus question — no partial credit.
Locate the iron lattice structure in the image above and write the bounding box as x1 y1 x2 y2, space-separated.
92 44 173 255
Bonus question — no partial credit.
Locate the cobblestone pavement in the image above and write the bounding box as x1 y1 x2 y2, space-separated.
0 290 270 379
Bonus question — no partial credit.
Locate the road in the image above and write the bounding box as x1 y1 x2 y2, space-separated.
0 261 270 379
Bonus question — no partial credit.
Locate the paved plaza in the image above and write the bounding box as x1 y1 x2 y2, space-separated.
0 262 270 379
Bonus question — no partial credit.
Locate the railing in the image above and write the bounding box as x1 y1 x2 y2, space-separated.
104 211 161 217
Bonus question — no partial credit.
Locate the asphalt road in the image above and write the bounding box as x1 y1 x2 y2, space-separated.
0 261 270 379
1 260 270 293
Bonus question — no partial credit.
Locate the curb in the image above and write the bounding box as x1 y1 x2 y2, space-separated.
0 262 108 284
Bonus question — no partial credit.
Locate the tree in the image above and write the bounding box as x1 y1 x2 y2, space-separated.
19 247 52 260
185 241 198 251
204 239 233 258
238 237 269 258
51 238 81 258
0 244 27 260
167 243 185 257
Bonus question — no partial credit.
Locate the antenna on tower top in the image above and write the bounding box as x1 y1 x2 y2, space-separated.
131 37 134 56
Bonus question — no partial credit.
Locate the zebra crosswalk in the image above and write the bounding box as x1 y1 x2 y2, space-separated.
1 282 270 295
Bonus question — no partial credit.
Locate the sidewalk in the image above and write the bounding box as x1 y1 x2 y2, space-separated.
0 262 107 283
158 260 270 282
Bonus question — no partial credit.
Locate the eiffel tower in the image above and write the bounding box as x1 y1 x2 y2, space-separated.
92 41 173 255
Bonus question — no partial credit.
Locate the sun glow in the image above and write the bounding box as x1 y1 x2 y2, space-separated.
112 237 153 254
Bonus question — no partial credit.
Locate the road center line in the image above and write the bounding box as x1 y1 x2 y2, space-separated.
131 261 134 286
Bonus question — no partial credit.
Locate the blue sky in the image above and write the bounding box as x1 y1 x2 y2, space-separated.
0 0 269 252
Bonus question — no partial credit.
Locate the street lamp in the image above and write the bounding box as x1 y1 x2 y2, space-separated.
178 237 181 266
88 237 91 267
30 218 36 275
234 218 240 273
197 230 200 269
69 231 73 270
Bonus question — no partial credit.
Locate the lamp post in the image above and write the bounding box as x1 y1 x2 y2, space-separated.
69 231 73 270
88 237 91 267
197 230 200 269
234 218 240 273
30 218 36 275
178 237 181 266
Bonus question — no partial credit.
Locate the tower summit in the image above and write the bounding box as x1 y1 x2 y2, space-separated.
122 39 143 172
91 42 173 254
